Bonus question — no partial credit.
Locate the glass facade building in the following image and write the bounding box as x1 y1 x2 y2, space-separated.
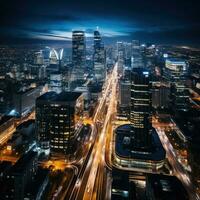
94 30 106 81
36 91 83 154
72 31 86 81
130 68 152 149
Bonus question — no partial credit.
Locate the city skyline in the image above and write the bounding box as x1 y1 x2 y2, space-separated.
0 1 200 200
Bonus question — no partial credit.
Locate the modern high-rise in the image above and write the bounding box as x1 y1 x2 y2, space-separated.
93 29 106 82
36 91 83 154
119 79 131 107
164 58 189 111
117 41 125 61
130 68 152 149
131 40 143 68
118 79 131 118
113 68 166 171
49 73 63 93
152 85 170 109
34 51 44 65
165 58 188 81
72 31 86 81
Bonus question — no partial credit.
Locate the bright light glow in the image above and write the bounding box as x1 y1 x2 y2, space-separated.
143 71 149 75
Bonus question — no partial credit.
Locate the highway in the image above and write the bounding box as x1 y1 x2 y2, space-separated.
62 62 118 200
82 62 118 200
0 126 15 145
156 128 200 200
51 59 198 200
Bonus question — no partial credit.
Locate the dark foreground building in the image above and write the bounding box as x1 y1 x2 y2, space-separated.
146 174 189 200
130 68 152 149
36 91 83 155
0 151 49 200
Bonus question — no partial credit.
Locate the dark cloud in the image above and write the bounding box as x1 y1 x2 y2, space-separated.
0 0 200 44
128 25 200 44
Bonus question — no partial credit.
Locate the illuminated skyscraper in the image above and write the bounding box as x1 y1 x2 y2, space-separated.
72 30 86 80
42 47 51 66
36 91 84 154
114 69 166 171
117 41 125 61
34 51 44 65
118 79 131 118
130 68 152 149
119 79 131 107
131 40 143 68
164 58 189 111
93 29 106 81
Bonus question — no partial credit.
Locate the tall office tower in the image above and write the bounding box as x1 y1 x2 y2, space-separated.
164 58 189 111
49 73 63 93
119 79 131 107
57 48 64 70
72 30 86 81
152 85 170 109
114 68 166 170
34 51 44 65
117 41 125 61
36 91 83 155
124 42 132 68
118 79 131 118
38 65 47 80
62 69 70 91
131 40 143 68
130 68 152 149
93 29 106 82
42 47 50 66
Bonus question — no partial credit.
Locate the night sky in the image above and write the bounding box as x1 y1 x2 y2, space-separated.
0 0 200 45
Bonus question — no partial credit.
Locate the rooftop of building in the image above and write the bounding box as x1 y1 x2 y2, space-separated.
46 64 59 71
166 58 186 63
131 67 149 74
147 174 189 200
37 91 82 102
15 85 42 95
115 124 166 161
70 80 87 90
88 83 102 93
72 30 85 34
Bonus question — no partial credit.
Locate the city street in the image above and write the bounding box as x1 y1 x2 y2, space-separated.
76 62 118 200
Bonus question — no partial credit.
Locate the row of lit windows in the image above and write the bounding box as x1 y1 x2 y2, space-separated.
51 140 67 143
51 145 64 149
